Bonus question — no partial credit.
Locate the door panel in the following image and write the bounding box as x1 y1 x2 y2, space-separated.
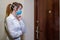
34 0 47 40
38 0 47 40
53 0 59 40
46 0 54 40
34 0 59 40
46 0 59 40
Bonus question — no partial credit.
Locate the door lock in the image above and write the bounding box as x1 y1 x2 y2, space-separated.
36 20 39 24
48 10 52 14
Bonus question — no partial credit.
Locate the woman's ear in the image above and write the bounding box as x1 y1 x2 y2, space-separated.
13 6 17 11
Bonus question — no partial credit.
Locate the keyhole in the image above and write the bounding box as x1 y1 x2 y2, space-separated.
49 10 52 14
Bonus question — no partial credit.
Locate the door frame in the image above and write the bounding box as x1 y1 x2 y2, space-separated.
34 0 37 40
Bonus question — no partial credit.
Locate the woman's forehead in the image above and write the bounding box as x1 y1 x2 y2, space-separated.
15 5 22 10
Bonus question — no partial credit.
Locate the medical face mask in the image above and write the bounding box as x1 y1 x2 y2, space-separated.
16 10 22 15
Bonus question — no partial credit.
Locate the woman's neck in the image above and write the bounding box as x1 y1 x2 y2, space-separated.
12 11 17 17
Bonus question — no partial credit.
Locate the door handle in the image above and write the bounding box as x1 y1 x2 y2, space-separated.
36 20 40 39
36 26 39 39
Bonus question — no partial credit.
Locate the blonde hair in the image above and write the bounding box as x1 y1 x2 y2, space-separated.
5 2 23 18
4 2 23 24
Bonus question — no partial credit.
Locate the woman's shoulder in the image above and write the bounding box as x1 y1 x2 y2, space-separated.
6 16 11 22
6 14 15 21
6 14 13 22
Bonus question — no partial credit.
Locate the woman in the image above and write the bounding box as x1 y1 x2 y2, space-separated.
4 2 25 40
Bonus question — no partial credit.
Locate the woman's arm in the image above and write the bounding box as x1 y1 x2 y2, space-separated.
19 20 26 34
6 18 22 39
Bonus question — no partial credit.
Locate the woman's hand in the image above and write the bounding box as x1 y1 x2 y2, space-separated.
17 16 22 21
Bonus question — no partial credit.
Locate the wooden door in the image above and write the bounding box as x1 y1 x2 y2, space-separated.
34 0 59 40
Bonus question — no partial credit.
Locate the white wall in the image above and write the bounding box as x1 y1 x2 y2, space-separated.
0 0 34 40
23 0 34 40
